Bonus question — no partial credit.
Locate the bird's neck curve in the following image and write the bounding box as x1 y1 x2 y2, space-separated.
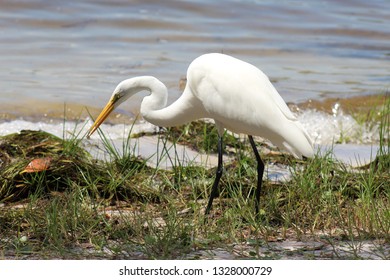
136 76 179 127
135 76 168 111
137 76 202 128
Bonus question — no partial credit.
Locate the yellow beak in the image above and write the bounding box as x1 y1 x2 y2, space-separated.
87 99 116 138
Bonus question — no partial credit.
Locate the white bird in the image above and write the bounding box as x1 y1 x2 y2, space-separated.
88 53 314 216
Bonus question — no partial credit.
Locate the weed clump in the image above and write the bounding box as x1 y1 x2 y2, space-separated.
0 130 88 201
0 130 153 203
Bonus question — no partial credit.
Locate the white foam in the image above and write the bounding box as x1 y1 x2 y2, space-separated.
0 118 159 140
297 108 381 145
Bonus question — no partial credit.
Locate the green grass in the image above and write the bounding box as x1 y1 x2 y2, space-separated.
0 97 389 259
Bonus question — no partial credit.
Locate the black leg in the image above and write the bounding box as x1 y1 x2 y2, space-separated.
205 135 223 215
248 135 265 216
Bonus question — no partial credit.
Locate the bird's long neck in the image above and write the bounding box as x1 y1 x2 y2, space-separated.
139 76 205 128
136 76 168 112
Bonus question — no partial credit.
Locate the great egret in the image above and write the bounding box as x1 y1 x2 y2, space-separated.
88 53 314 216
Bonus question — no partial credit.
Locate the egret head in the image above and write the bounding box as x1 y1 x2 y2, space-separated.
87 80 135 138
87 76 168 138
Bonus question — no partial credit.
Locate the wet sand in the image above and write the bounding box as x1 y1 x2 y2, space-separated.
0 99 133 124
297 93 388 116
1 90 387 126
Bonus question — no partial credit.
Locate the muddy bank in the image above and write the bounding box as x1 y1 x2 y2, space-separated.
0 100 133 125
296 93 388 118
1 90 387 126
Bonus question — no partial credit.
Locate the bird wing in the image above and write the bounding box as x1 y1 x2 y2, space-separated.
260 74 297 121
189 53 297 122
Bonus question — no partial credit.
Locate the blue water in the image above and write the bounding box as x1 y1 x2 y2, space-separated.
0 0 389 119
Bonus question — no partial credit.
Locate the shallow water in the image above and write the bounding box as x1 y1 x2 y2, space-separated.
0 0 389 120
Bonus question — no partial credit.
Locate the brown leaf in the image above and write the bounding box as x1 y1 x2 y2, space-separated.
22 157 52 173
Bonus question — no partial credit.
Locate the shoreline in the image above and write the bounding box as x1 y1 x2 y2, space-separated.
1 93 387 125
1 93 387 169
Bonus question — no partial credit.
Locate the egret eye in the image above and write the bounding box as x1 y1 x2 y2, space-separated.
112 92 122 103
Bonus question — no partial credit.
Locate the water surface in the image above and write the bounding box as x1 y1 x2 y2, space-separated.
1 0 389 120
